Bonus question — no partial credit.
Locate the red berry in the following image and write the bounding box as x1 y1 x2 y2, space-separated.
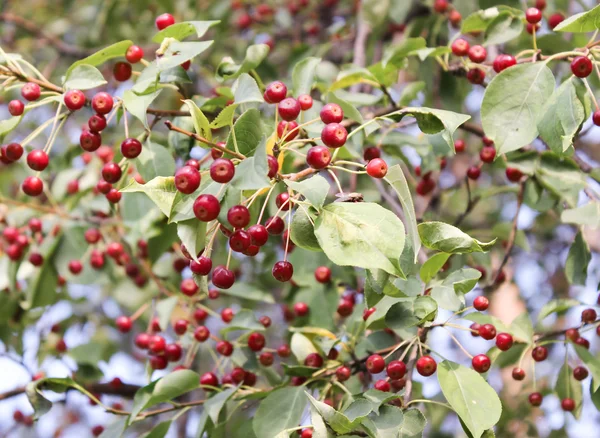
190 256 212 275
248 332 266 351
561 398 575 412
566 328 580 342
321 123 347 148
277 120 299 141
298 94 313 110
278 98 301 121
156 13 175 30
22 176 44 196
314 266 331 283
259 316 271 327
264 81 288 103
482 136 494 146
433 0 448 13
4 143 23 161
193 194 221 221
91 92 113 115
472 354 491 373
120 138 142 159
467 68 486 85
149 335 166 354
113 62 132 82
194 326 210 342
29 252 44 266
473 296 489 311
64 89 86 111
304 352 324 368
478 324 496 340
581 308 597 323
451 38 470 57
549 13 565 30
366 158 388 178
265 216 285 235
416 178 436 196
493 54 517 73
8 100 25 116
21 83 41 101
320 103 344 124
337 299 353 317
210 158 235 183
363 147 381 161
468 45 487 63
102 162 122 183
467 166 481 180
306 145 331 169
294 302 309 317
532 346 548 362
575 337 590 349
480 146 496 163
416 356 437 376
88 114 107 133
529 392 543 406
267 155 279 178
495 333 513 351
592 110 600 127
174 319 189 335
126 45 144 64
363 307 376 321
272 261 293 282
276 192 291 211
212 265 235 289
571 56 593 78
277 344 291 357
174 165 201 194
449 10 462 28
231 367 246 383
180 278 199 296
80 130 102 152
366 354 385 374
106 188 121 203
55 338 67 352
200 372 219 388
525 7 542 24
573 366 588 381
386 360 407 380
374 379 391 392
535 0 546 10
135 333 150 349
216 340 233 356
165 343 182 361
336 366 351 381
248 224 269 246
149 355 167 370
505 167 523 182
512 367 526 380
230 229 252 252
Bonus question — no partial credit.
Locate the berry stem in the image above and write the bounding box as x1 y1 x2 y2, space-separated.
123 106 130 139
257 184 277 224
582 77 600 111
327 169 344 194
405 399 452 409
164 120 245 159
443 326 473 359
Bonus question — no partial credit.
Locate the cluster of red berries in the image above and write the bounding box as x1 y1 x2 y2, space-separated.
432 0 462 29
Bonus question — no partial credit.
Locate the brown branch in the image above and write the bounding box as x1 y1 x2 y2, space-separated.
0 12 92 58
0 381 142 403
164 120 245 160
453 177 481 226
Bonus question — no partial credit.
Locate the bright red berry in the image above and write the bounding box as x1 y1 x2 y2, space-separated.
451 38 469 57
433 0 448 13
304 352 324 368
495 333 513 351
549 13 565 30
248 332 266 351
216 340 234 356
277 120 299 141
321 123 347 148
64 89 86 111
472 354 491 373
125 45 144 64
366 354 385 374
525 7 542 24
478 324 496 340
416 355 437 376
113 62 132 81
91 92 113 115
473 296 489 311
272 261 293 282
294 302 309 317
306 145 331 169
320 103 344 124
264 81 287 103
8 100 25 116
265 216 285 235
193 194 221 221
248 224 269 246
493 54 517 73
156 13 175 30
22 176 44 196
212 265 235 289
298 94 313 110
21 83 41 101
561 398 575 412
278 98 301 121
571 56 593 78
467 68 486 85
366 158 388 178
532 346 548 362
480 146 496 163
468 45 487 63
194 326 210 342
210 158 235 183
467 166 481 180
174 165 201 194
529 392 543 406
120 138 142 159
267 155 279 178
386 360 407 380
314 266 331 283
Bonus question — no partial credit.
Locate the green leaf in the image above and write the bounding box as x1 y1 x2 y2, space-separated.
253 387 306 438
535 152 586 207
418 222 495 254
285 175 329 209
309 403 329 438
385 165 420 262
152 21 220 42
538 298 581 322
574 345 600 392
565 231 590 285
27 378 89 419
484 12 523 46
182 99 212 141
437 361 502 438
221 309 264 335
226 108 263 157
66 40 133 76
562 202 600 227
385 107 471 152
398 408 427 438
215 283 275 303
210 104 239 129
156 40 213 72
135 141 176 182
155 296 179 335
217 44 270 80
129 370 200 423
25 236 61 309
63 64 107 90
293 57 321 95
382 37 427 67
385 296 437 329
538 77 589 154
290 206 321 252
555 364 583 418
554 4 600 32
328 92 363 124
398 82 426 106
123 89 162 129
361 0 390 27
290 332 318 362
328 67 379 92
481 63 555 154
510 313 534 343
230 137 270 190
306 392 370 435
314 202 405 276
232 73 263 104
0 115 22 137
99 418 127 438
205 387 238 423
177 220 206 262
121 177 178 217
461 6 523 33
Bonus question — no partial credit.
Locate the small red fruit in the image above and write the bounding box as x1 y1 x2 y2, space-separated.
366 158 388 178
473 296 489 311
321 123 347 148
21 83 41 101
480 146 496 163
531 346 548 362
121 138 142 159
264 81 287 103
294 302 309 317
216 340 234 356
156 13 175 30
512 367 525 381
126 45 144 64
91 92 114 115
416 356 437 376
478 324 496 340
573 366 588 381
472 354 491 373
467 166 481 180
468 45 487 63
298 94 313 110
174 165 201 194
467 68 486 85
272 261 293 282
304 352 324 368
306 145 331 169
366 354 385 374
278 97 301 121
549 13 565 30
581 308 597 323
22 176 44 196
525 8 542 24
386 360 407 380
64 89 86 111
113 62 132 82
193 194 221 221
194 326 210 342
451 38 470 57
529 392 543 406
561 398 575 412
212 265 235 289
248 332 266 351
493 54 517 73
210 158 235 183
80 130 102 152
320 103 344 124
8 100 25 116
495 333 513 351
314 266 331 283
571 56 593 78
265 216 285 235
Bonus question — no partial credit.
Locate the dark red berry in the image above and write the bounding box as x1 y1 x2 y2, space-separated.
366 354 385 374
525 7 542 24
227 205 250 228
416 356 437 376
264 81 287 103
320 103 343 124
193 194 220 221
473 296 489 311
561 398 575 412
532 346 548 362
495 333 513 351
210 158 235 183
306 145 331 169
278 98 301 121
304 352 324 368
21 83 41 101
571 56 593 78
248 332 266 351
478 324 496 340
190 256 212 275
386 360 407 380
22 176 44 196
80 130 102 152
102 162 122 183
472 354 491 373
64 89 86 111
121 138 143 159
265 216 285 235
512 367 525 380
212 265 235 289
573 366 588 381
321 123 347 148
8 100 25 116
272 261 293 282
113 62 132 82
267 155 279 178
